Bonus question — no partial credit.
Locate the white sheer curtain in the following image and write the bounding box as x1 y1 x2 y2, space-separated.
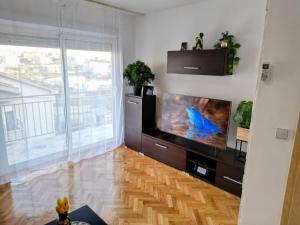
0 0 124 184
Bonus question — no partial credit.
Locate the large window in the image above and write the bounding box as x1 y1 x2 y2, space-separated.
0 36 115 166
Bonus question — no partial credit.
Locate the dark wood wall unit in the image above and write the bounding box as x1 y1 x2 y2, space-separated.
141 129 245 196
142 130 244 168
167 49 230 75
124 94 245 196
124 94 156 152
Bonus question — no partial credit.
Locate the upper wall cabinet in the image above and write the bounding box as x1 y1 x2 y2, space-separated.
167 49 231 76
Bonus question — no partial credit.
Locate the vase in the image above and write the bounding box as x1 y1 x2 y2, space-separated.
133 85 142 96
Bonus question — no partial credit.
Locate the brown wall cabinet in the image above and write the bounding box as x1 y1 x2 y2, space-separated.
167 49 230 75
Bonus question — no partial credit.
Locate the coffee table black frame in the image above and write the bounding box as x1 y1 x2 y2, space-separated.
45 205 107 225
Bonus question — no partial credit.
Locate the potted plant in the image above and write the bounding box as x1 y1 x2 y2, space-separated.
123 60 155 96
233 101 253 142
214 31 241 74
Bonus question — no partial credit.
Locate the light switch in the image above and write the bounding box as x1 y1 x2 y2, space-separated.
276 128 289 140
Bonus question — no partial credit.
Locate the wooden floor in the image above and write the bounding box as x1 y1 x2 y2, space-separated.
0 146 240 225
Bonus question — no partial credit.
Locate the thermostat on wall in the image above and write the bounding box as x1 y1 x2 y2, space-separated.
261 62 272 81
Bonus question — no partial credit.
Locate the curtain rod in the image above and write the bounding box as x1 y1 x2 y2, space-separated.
84 0 145 16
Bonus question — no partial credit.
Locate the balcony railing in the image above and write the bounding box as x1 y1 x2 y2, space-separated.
0 92 113 143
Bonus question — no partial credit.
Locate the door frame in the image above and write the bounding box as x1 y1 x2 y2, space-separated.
0 21 118 179
281 112 300 225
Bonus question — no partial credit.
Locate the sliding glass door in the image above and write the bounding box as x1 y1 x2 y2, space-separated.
0 35 117 176
0 42 67 167
65 40 114 155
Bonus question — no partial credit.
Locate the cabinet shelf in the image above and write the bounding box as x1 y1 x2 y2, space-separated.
187 159 216 172
167 49 231 76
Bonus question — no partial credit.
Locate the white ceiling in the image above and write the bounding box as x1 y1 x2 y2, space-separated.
92 0 200 14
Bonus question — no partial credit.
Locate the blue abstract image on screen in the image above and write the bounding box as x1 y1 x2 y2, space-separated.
161 93 231 149
185 106 222 139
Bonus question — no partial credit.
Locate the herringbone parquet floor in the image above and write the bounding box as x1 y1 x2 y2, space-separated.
0 146 240 225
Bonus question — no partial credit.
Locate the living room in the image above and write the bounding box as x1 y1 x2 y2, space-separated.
0 0 299 225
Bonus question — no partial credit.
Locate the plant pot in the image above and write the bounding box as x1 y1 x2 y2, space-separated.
236 127 249 142
142 85 154 96
133 85 143 96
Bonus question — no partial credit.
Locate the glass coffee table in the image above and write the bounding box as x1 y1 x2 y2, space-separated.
45 205 108 225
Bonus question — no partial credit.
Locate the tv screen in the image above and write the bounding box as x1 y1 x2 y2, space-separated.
161 93 231 149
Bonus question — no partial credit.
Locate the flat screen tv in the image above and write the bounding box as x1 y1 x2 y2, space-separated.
161 93 231 149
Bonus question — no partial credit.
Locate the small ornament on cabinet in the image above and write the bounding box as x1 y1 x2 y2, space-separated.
193 33 204 50
180 42 188 51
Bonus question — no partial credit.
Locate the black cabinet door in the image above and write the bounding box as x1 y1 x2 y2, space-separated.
215 163 244 196
125 96 142 151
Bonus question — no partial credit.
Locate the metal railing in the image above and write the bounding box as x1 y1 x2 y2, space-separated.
0 92 113 143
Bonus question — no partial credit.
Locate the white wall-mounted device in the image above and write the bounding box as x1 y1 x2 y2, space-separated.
276 128 289 140
261 62 272 81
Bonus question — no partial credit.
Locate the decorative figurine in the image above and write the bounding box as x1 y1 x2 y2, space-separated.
180 42 188 51
56 197 71 225
193 33 204 50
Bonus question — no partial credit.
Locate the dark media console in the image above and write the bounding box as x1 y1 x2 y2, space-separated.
125 94 245 196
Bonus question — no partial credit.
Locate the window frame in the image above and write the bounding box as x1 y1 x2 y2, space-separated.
61 34 116 152
0 18 120 171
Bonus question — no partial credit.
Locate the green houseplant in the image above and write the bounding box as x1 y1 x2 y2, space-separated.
214 31 241 74
123 60 155 96
233 101 253 142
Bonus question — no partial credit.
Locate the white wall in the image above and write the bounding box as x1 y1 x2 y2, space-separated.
135 0 267 148
121 14 136 68
239 0 300 224
121 14 137 94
